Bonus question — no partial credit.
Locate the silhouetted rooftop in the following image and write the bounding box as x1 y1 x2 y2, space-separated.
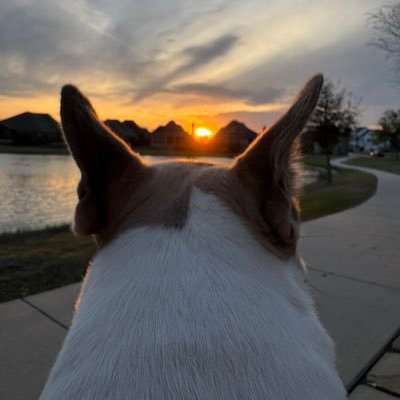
152 121 188 137
216 120 257 141
0 112 59 133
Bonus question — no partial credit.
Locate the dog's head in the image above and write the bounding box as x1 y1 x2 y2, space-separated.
61 75 322 258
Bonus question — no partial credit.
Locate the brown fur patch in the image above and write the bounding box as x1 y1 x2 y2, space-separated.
96 161 213 245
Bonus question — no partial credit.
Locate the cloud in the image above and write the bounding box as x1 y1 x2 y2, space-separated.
225 28 395 125
0 0 140 97
0 0 242 112
181 34 238 72
133 34 239 101
170 82 284 105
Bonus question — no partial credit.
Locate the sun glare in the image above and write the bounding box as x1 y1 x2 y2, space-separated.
195 127 213 138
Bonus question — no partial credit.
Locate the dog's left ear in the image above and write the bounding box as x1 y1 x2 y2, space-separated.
60 85 146 235
233 74 323 252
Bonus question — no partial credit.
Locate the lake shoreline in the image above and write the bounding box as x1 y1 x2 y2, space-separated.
0 153 236 234
0 144 238 158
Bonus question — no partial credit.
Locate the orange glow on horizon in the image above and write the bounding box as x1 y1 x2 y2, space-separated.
0 92 285 134
194 127 213 138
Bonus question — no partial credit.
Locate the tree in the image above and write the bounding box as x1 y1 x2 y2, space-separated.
378 109 400 156
306 80 360 184
368 2 400 82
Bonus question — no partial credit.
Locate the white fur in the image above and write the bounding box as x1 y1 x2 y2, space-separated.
40 189 347 399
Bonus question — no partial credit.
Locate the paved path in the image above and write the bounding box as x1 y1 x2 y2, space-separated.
1 157 399 399
301 158 400 394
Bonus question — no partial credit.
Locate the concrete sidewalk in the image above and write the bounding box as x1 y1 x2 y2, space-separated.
1 158 399 399
301 158 400 398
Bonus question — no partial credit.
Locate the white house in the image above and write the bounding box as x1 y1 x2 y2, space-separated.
349 127 389 153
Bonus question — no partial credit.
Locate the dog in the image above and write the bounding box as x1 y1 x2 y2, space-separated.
40 75 347 399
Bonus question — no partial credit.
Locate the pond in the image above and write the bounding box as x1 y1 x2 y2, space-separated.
0 153 318 233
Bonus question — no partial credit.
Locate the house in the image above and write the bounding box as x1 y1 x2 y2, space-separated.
0 123 11 142
122 120 150 146
151 121 189 148
214 120 257 152
349 127 390 153
104 119 137 142
0 112 60 145
104 119 150 147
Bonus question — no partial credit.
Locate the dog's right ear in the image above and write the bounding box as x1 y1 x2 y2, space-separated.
60 85 146 236
232 75 323 256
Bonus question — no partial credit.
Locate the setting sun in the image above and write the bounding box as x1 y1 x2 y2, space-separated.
195 127 213 138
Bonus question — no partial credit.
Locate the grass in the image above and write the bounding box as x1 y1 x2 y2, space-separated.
0 156 377 303
300 166 377 221
0 225 94 303
303 154 332 167
344 155 400 175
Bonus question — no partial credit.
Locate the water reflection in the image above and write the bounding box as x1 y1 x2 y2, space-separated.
0 154 232 233
0 154 79 233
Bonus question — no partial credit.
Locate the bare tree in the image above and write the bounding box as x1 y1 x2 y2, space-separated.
378 109 400 156
307 80 360 184
368 1 400 82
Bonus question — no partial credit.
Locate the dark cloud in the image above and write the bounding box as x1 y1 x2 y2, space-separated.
0 0 150 96
170 82 284 105
228 30 395 125
0 1 237 98
134 34 239 100
181 34 238 72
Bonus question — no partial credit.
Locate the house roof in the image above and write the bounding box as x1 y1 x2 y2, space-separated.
104 119 134 139
215 120 257 142
353 127 372 138
0 112 59 133
151 121 188 138
105 119 149 139
122 120 149 137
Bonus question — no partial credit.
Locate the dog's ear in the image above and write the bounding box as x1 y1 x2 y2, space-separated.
233 74 323 252
60 85 146 235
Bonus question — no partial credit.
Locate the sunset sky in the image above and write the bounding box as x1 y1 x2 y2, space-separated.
0 0 393 132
